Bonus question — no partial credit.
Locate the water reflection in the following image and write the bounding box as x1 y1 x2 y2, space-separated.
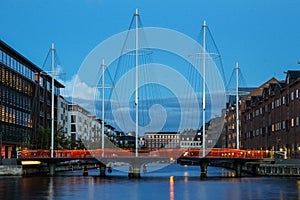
48 177 53 199
0 166 299 200
169 176 174 200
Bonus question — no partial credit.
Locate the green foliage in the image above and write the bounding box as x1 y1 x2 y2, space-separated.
35 126 50 149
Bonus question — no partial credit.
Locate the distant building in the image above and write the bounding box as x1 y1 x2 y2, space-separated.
218 85 270 149
144 132 180 149
67 104 101 144
180 129 202 148
57 96 69 137
0 40 64 158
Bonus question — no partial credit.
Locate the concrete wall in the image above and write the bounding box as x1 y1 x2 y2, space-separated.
0 165 22 176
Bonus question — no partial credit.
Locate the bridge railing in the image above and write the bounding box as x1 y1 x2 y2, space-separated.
20 148 272 159
20 149 184 159
183 148 268 159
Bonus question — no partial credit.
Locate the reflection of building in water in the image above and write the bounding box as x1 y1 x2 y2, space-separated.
144 132 180 149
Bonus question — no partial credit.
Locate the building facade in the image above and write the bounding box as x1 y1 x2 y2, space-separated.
144 132 180 149
67 104 104 147
0 40 64 158
242 73 300 158
57 96 69 136
218 79 278 150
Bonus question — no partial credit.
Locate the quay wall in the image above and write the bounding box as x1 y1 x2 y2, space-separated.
22 164 97 176
0 165 22 176
256 159 300 176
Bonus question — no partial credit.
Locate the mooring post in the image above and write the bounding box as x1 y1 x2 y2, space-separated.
99 162 106 177
200 162 208 179
128 164 141 178
234 162 242 177
128 158 141 178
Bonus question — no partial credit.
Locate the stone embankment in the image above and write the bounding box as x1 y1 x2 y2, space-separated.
0 159 22 176
256 159 300 176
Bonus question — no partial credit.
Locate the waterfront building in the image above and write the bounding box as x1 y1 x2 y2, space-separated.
218 88 256 149
0 40 64 158
241 78 280 151
241 73 300 158
66 103 123 149
144 132 180 149
179 129 202 148
57 96 69 137
68 104 101 144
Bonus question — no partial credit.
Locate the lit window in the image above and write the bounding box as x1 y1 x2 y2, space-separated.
291 118 294 127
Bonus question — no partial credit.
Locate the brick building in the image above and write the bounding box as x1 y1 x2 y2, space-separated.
241 73 300 158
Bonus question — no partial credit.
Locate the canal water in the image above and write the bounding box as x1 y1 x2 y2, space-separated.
0 164 299 200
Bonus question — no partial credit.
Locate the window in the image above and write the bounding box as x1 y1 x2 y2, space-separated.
71 115 76 123
71 124 76 132
291 92 294 101
296 90 299 99
282 121 286 129
296 117 299 126
265 104 269 113
276 99 281 107
282 96 285 104
291 118 294 127
0 50 2 63
255 109 259 116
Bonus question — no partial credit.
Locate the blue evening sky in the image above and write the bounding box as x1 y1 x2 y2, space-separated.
1 0 300 87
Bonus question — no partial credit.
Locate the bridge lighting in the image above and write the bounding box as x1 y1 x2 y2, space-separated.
21 160 41 165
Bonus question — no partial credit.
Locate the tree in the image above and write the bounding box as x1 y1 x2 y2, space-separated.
35 126 50 149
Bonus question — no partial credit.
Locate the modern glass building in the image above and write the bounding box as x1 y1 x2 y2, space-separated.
0 40 64 158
